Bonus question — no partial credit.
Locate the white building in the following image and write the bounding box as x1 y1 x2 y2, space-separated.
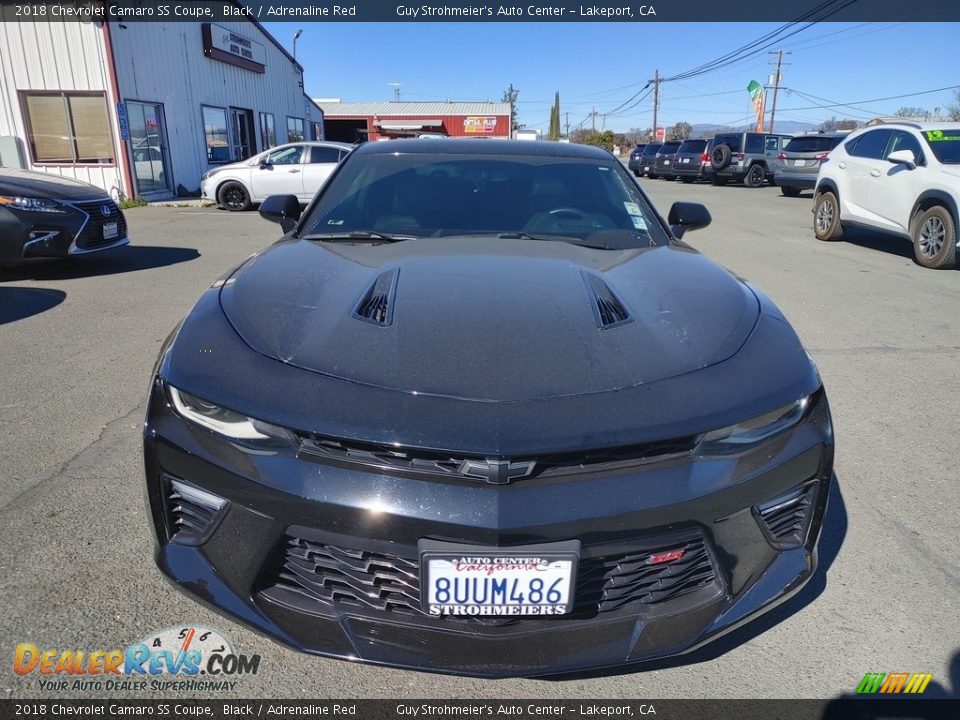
0 13 322 200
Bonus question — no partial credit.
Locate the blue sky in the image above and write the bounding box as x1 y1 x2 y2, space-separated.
266 21 960 131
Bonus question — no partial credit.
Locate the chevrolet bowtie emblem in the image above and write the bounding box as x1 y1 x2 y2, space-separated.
458 458 537 485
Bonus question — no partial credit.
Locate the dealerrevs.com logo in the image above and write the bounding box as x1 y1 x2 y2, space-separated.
14 626 261 692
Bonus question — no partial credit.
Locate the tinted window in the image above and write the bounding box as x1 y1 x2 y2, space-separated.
713 134 743 152
309 146 341 164
677 139 706 153
642 144 661 156
266 145 303 165
301 153 669 249
784 136 844 153
658 142 681 153
846 130 892 160
922 129 960 164
887 131 925 165
745 134 764 153
764 136 781 152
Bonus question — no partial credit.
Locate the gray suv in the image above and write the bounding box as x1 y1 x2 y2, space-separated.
774 131 848 197
709 132 793 187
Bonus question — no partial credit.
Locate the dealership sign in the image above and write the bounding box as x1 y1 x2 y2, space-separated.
202 23 266 73
464 116 497 134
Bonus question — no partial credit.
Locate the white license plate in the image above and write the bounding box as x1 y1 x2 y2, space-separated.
643 165 649 171
420 541 579 617
103 222 119 239
682 157 690 163
794 159 805 166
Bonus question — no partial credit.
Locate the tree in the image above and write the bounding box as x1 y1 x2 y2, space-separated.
946 89 960 121
819 116 859 131
500 83 523 132
668 121 692 141
548 92 561 141
894 106 928 119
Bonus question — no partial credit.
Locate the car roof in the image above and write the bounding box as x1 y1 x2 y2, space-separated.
352 138 614 160
863 121 960 131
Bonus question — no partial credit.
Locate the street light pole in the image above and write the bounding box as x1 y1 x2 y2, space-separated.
293 29 303 60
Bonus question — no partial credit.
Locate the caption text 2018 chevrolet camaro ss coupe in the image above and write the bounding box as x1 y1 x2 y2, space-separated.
143 139 833 677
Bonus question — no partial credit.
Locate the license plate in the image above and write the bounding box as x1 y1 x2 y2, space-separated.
643 165 649 171
681 157 690 163
664 160 671 165
794 159 805 166
103 222 119 239
420 540 579 617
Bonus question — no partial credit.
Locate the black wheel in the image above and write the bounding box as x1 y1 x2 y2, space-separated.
711 175 728 186
711 144 732 170
664 175 675 181
912 205 957 269
648 173 658 180
781 186 802 198
813 190 843 241
681 177 694 184
632 169 640 177
744 164 766 188
218 181 251 211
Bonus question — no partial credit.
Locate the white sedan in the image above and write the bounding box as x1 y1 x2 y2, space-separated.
200 141 354 211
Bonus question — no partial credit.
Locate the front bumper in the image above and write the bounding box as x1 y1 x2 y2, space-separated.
144 380 834 677
0 199 128 263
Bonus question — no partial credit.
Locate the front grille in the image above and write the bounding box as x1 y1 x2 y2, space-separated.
297 434 697 483
71 199 127 249
261 534 719 622
754 482 818 549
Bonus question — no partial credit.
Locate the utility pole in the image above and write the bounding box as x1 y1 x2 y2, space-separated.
767 50 790 133
590 106 598 132
565 111 570 137
651 68 660 142
388 82 402 102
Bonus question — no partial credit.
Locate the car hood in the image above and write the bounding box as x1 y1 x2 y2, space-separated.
0 168 110 200
219 237 760 402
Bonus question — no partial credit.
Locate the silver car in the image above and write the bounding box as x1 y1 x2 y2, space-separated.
775 132 849 197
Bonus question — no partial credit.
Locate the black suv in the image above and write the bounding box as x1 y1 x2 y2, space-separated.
709 132 793 187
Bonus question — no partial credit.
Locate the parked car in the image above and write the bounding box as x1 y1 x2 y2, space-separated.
627 144 646 176
652 141 682 180
200 141 354 211
671 139 710 183
813 121 960 269
774 132 849 197
709 131 793 187
637 142 661 177
0 167 128 265
145 138 833 677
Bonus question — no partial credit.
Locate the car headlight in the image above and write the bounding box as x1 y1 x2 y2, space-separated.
697 396 809 450
168 385 294 445
0 195 66 213
202 169 222 182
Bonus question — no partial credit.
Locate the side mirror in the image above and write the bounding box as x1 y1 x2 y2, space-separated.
258 159 271 169
259 194 301 233
887 149 916 170
667 202 712 239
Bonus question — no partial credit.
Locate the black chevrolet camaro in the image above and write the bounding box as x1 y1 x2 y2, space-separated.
144 139 833 677
0 168 128 264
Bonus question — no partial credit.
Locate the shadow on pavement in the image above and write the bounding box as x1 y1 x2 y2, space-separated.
837 226 917 262
0 245 200 281
547 474 848 680
0 287 66 324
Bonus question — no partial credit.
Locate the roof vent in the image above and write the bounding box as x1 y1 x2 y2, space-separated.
582 272 632 329
353 268 399 326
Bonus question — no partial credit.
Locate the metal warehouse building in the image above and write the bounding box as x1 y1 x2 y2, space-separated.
0 14 323 200
315 100 511 143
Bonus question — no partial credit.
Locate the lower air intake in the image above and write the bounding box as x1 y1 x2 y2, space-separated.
754 481 819 549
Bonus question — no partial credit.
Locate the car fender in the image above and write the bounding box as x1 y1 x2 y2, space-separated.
215 172 254 203
910 189 960 244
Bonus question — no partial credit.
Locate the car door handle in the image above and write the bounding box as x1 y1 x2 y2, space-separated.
837 162 847 169
870 169 881 177
288 169 301 174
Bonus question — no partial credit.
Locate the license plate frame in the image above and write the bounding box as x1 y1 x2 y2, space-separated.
419 539 580 617
103 221 119 240
794 159 805 166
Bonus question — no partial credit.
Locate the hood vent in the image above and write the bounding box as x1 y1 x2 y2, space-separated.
582 272 632 329
353 268 399 326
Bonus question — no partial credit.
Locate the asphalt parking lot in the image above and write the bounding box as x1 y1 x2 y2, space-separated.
2 179 958 699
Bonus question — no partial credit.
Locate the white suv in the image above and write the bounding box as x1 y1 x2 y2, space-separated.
813 122 960 269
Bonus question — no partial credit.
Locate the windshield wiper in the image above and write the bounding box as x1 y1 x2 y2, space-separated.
497 232 609 250
299 231 416 243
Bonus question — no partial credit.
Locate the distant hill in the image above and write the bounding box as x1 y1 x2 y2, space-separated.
690 120 816 137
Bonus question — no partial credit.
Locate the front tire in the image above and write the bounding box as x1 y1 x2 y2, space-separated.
781 186 802 198
744 164 766 188
813 190 843 241
632 169 640 177
218 181 251 211
912 205 957 269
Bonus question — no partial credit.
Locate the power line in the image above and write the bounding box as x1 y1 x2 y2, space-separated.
778 84 960 113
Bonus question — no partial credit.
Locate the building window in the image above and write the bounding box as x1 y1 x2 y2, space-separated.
260 112 276 149
311 121 323 141
20 91 114 164
287 116 305 142
202 106 231 163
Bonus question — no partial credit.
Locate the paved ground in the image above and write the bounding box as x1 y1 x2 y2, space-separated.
2 181 958 699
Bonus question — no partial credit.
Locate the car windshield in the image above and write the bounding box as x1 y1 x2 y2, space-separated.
713 134 743 152
658 142 681 153
784 136 843 153
299 152 669 250
677 140 707 153
643 144 661 155
922 129 960 164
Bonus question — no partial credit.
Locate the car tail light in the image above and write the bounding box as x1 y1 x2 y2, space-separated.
700 152 709 162
814 152 830 161
778 153 787 160
735 153 744 160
